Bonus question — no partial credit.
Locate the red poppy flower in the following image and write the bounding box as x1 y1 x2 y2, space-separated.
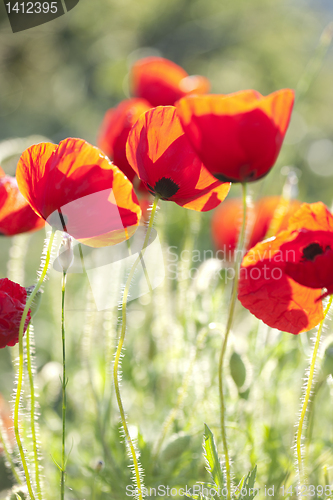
283 203 333 300
130 57 210 107
237 202 333 334
0 278 31 348
176 89 295 183
126 106 230 211
211 196 301 259
0 174 45 236
97 98 151 190
16 138 142 247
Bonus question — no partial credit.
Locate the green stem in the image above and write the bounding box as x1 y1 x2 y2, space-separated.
113 195 160 500
15 227 56 500
61 271 67 500
218 183 247 500
26 324 42 499
295 295 333 487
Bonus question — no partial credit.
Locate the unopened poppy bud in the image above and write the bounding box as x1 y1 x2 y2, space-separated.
229 351 246 389
58 234 74 272
25 285 42 318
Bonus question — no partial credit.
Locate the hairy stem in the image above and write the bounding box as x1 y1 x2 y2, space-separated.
295 295 333 488
218 183 247 499
15 228 56 499
113 196 160 500
61 271 67 500
26 324 43 499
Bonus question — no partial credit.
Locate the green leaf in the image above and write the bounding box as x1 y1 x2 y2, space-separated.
233 466 258 499
203 424 224 493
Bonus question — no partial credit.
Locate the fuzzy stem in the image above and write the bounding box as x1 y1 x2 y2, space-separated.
15 228 56 499
113 196 160 500
26 324 43 499
60 271 67 500
218 183 247 500
295 295 333 488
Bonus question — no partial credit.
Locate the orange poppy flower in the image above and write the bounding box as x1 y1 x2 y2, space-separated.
211 196 301 259
97 98 151 191
176 89 295 183
16 138 141 247
0 172 45 236
126 106 230 211
237 202 333 334
130 57 210 107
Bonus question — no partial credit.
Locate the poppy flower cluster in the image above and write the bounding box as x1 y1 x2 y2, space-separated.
98 57 211 193
0 167 44 236
238 202 333 335
0 278 31 348
212 196 301 259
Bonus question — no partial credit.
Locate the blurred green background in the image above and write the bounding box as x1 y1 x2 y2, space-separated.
1 0 333 498
0 0 333 202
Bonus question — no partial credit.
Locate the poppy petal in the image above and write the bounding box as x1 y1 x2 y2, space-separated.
238 231 324 334
97 98 151 186
176 89 295 182
126 106 230 211
0 175 44 236
130 57 210 107
16 138 141 247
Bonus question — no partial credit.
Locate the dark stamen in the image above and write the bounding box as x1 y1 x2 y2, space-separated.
302 242 324 261
153 177 180 199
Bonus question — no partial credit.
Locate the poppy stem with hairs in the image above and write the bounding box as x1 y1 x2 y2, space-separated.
218 182 247 499
113 195 160 500
26 324 43 500
61 271 67 500
295 295 333 490
15 227 56 500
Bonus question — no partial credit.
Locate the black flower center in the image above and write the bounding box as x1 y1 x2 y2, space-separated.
149 177 180 200
302 242 325 261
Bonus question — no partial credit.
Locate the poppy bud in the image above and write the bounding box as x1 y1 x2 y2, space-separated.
58 234 74 272
229 351 247 389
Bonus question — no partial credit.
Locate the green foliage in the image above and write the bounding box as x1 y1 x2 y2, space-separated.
203 424 224 494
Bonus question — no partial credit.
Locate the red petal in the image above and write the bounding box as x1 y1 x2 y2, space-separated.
130 57 210 107
16 138 141 247
0 176 44 236
176 89 295 182
97 98 151 186
126 106 230 211
238 231 324 334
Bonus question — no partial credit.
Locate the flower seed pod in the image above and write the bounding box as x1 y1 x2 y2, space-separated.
58 233 74 273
